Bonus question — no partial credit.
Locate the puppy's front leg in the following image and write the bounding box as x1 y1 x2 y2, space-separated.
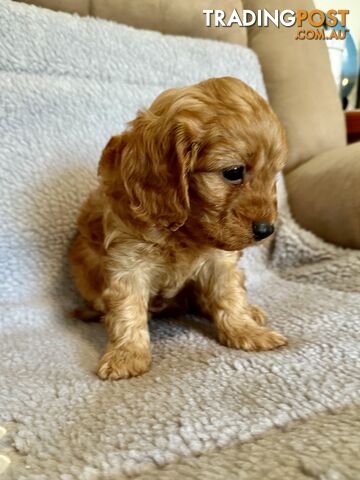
196 257 287 351
97 279 151 380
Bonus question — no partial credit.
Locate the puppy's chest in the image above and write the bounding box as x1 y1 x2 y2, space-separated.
150 248 205 299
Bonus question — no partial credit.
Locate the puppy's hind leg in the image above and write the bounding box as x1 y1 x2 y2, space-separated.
70 295 106 322
69 234 106 323
69 307 101 322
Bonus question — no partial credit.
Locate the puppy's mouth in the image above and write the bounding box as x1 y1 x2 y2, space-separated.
206 221 276 251
253 231 275 244
191 210 276 251
205 230 255 252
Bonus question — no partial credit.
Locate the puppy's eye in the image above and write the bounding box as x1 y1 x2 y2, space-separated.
222 166 245 184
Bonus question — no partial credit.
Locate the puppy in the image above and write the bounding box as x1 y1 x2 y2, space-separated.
69 76 288 380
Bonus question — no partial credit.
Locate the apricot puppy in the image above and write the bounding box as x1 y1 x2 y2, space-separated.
69 76 288 380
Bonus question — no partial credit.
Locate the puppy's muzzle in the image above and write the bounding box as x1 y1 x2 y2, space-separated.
252 221 274 241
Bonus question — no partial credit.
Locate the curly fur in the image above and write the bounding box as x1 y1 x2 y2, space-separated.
69 77 288 380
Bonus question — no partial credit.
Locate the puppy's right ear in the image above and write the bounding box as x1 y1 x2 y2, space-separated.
97 134 128 183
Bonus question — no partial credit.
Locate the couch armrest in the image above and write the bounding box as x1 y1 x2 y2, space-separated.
285 143 360 249
346 111 360 144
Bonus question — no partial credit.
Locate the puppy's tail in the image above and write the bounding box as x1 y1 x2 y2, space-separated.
69 307 101 322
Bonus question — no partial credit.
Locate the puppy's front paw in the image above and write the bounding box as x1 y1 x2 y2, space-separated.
218 325 287 352
97 346 151 380
248 304 267 326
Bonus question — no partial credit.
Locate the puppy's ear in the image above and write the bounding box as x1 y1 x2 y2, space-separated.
97 134 128 182
99 111 198 231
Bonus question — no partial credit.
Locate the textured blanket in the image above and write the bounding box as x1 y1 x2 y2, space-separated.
0 1 360 479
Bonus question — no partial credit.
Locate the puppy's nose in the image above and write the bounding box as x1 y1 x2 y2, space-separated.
252 221 274 241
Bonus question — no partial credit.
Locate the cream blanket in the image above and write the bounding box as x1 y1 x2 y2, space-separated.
0 1 359 479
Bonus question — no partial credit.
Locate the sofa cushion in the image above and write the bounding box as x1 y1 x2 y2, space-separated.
243 0 346 171
285 142 360 249
14 0 247 46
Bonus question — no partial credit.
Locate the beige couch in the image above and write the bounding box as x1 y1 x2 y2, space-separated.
15 0 360 248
